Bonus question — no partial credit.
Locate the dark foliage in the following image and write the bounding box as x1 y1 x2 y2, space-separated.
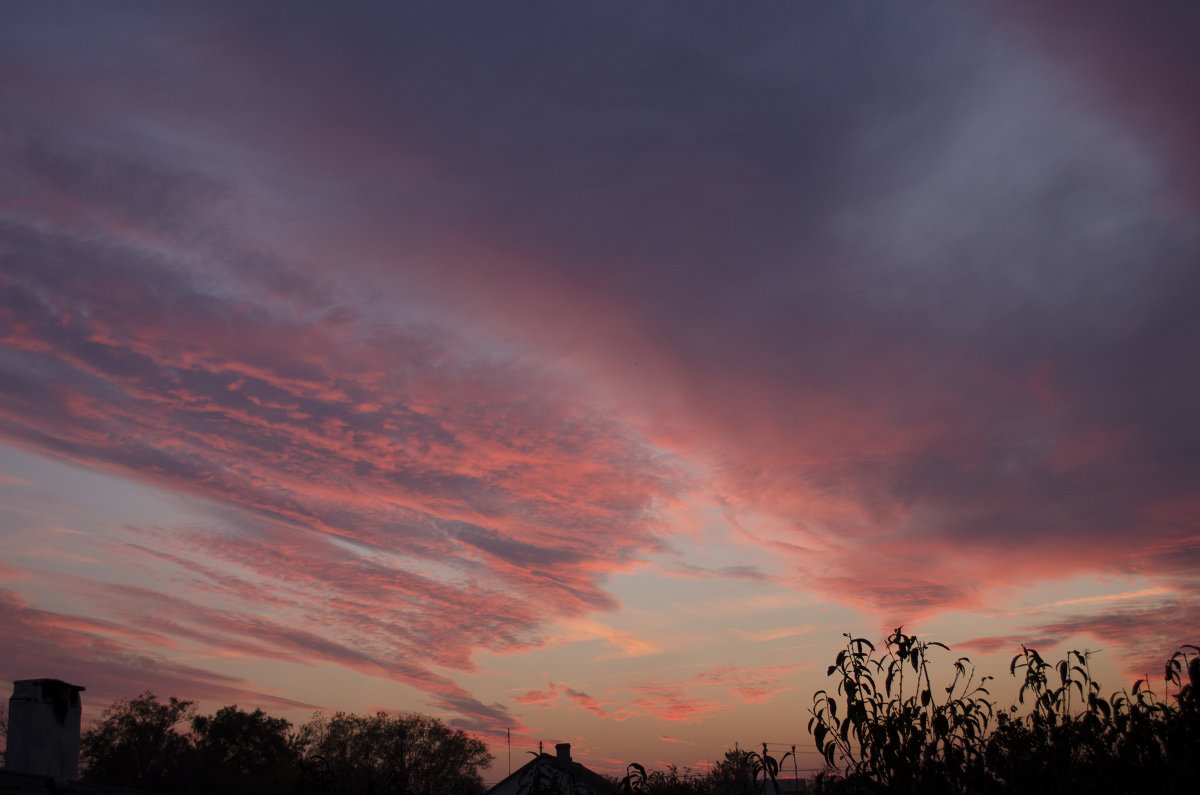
80 692 196 791
808 629 1200 794
190 705 298 795
79 694 491 794
617 763 713 795
618 746 797 795
296 711 492 795
704 747 759 795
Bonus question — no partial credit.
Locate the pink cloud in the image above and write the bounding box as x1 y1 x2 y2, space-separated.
0 586 318 720
631 663 803 722
0 235 686 727
631 686 726 723
658 736 693 746
512 682 559 706
510 681 612 718
563 687 611 718
693 665 802 704
956 634 1063 657
6 561 528 736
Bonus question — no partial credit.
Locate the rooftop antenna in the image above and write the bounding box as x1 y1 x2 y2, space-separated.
507 728 511 775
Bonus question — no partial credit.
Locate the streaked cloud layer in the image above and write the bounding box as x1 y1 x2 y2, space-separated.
2 0 1198 775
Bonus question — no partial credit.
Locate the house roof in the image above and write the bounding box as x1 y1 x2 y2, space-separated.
486 744 616 795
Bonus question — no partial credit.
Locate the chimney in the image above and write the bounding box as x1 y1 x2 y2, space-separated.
555 742 571 762
7 679 86 781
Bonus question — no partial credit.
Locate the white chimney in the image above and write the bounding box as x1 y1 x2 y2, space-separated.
7 679 86 781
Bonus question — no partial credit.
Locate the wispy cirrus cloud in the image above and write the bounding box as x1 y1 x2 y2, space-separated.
631 685 726 724
0 173 682 729
658 736 694 746
960 578 1200 679
631 663 803 722
0 586 318 717
512 681 613 719
693 665 803 704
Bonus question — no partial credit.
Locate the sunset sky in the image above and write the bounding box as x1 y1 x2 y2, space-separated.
3 1 1199 781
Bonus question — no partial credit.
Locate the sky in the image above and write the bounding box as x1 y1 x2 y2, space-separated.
2 0 1199 781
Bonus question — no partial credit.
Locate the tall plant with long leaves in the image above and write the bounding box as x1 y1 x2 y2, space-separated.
810 632 1200 794
808 628 993 794
986 643 1200 793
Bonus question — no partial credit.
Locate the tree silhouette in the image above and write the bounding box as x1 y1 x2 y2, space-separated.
80 692 195 790
296 710 492 794
77 695 492 794
190 705 298 794
706 747 760 795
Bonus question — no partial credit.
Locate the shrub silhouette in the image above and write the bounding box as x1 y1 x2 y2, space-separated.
618 746 798 795
807 629 1200 794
